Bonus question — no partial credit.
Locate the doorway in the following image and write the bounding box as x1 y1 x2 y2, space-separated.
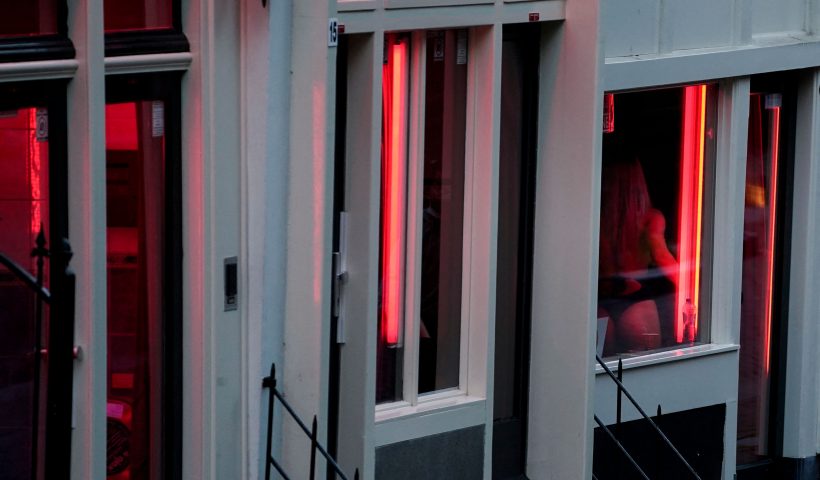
492 24 540 480
736 73 798 479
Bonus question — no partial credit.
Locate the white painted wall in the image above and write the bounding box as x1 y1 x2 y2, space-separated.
281 0 337 475
782 69 820 460
527 1 602 477
751 0 807 36
603 0 819 61
68 0 107 477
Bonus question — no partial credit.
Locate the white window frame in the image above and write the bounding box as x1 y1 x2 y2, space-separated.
373 26 498 428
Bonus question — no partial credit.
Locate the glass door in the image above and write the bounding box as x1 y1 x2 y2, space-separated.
737 74 797 476
492 24 539 479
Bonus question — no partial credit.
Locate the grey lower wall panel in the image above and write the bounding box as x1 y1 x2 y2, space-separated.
375 425 485 479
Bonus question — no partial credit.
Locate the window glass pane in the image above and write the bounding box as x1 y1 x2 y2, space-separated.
0 107 50 480
377 33 409 404
104 0 173 33
417 29 467 394
737 90 786 465
0 2 58 38
105 101 166 479
597 85 717 357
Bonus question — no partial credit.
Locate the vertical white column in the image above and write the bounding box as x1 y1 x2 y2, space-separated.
337 31 381 479
67 0 107 477
782 69 820 460
180 0 209 476
284 0 337 474
711 77 750 480
527 0 602 477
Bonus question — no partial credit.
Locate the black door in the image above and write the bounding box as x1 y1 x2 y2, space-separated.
492 24 540 480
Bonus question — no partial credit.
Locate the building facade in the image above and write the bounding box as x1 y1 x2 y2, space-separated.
1 0 820 479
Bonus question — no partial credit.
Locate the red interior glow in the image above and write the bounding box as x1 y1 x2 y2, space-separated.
381 40 409 346
676 85 707 342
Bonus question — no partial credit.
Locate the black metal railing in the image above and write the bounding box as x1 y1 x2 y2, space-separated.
0 229 76 480
0 230 51 480
262 363 359 480
594 354 702 480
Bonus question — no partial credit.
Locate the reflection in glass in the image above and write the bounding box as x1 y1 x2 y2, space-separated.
597 85 716 357
417 29 467 395
0 107 50 480
0 2 58 38
105 101 166 479
104 0 173 33
737 92 783 465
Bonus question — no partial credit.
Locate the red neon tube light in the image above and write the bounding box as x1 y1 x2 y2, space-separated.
676 85 707 343
29 108 42 236
380 39 408 346
763 103 780 374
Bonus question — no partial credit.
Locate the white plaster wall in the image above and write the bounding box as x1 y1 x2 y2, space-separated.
604 0 818 60
68 0 107 477
527 2 602 476
782 70 820 460
751 0 806 36
282 0 337 475
603 0 735 58
594 352 739 424
602 0 659 57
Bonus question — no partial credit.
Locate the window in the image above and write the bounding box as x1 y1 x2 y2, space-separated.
737 77 796 467
104 0 188 57
377 29 469 405
104 0 173 32
105 73 182 479
597 84 718 358
0 1 74 62
0 2 58 38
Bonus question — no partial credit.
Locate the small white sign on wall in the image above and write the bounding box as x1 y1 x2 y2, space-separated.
152 101 164 137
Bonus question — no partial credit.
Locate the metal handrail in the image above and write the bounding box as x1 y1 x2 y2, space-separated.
0 253 51 302
596 354 702 480
262 363 359 480
593 414 649 480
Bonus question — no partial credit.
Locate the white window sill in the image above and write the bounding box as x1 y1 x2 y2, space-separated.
595 343 739 374
374 394 485 446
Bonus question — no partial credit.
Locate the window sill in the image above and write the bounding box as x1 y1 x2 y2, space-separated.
374 394 485 446
595 343 739 374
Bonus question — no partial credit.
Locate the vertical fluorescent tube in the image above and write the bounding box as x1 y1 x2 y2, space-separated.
381 40 408 346
763 105 780 373
29 108 42 236
676 85 706 342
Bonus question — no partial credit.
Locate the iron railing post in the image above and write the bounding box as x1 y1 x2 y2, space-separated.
262 363 356 480
616 357 623 426
30 228 49 480
263 363 276 480
309 416 318 480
